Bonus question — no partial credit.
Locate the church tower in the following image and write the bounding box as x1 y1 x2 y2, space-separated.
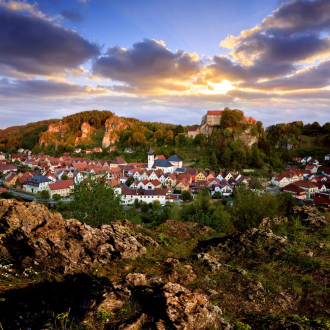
148 147 154 169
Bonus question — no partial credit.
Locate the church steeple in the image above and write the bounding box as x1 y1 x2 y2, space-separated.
148 147 154 169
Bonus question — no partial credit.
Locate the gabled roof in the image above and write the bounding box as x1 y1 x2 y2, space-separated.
112 157 127 164
49 179 74 191
168 155 182 162
25 174 52 184
153 159 174 168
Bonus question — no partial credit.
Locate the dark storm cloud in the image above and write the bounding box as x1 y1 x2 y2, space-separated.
240 60 330 91
0 5 99 77
93 39 200 91
0 78 106 98
60 8 83 22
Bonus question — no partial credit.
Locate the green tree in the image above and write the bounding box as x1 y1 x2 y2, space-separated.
40 190 50 200
181 190 193 202
61 172 68 180
140 202 149 213
53 193 62 201
233 188 278 230
152 200 162 212
70 175 123 226
125 177 135 187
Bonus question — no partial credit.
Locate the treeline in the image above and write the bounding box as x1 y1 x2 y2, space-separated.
62 110 114 132
266 121 330 146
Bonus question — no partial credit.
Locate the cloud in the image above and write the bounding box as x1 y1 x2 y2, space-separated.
221 0 330 65
93 38 200 92
0 78 108 98
60 7 83 22
0 4 99 77
240 60 330 91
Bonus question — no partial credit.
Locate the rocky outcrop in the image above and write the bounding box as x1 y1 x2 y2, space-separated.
199 228 288 257
197 253 222 273
259 216 289 229
293 206 328 229
102 116 130 148
164 220 214 238
0 199 148 273
163 282 225 330
75 122 91 146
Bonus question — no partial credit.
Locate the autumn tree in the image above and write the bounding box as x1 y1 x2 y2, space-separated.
165 130 174 145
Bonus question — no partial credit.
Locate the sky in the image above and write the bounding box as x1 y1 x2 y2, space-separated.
0 0 330 129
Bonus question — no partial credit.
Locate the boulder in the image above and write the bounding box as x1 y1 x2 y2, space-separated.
0 199 148 273
163 282 225 329
293 206 328 229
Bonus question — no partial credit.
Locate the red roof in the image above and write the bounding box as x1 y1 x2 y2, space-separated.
49 179 74 191
207 110 224 116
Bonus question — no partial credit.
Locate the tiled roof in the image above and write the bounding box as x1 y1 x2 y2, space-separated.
49 179 74 191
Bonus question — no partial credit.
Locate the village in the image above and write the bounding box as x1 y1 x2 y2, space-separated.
1 146 330 207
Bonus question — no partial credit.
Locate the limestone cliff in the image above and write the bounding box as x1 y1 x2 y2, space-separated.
102 116 131 148
74 122 92 146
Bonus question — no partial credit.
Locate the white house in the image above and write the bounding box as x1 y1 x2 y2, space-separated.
23 174 52 193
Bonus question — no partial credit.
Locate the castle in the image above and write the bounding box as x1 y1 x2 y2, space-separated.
200 110 256 136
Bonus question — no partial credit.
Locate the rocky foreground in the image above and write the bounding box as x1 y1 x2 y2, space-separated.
0 200 329 329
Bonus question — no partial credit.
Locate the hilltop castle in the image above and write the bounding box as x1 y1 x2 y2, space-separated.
200 110 256 136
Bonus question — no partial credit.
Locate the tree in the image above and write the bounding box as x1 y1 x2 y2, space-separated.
181 190 193 202
165 130 174 145
140 202 149 213
40 190 50 200
61 172 68 180
70 175 123 226
154 129 164 140
53 193 62 201
125 177 135 187
152 200 162 212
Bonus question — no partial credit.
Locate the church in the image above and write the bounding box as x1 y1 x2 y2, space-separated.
147 148 183 173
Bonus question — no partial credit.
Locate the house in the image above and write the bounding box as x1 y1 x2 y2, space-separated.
121 185 171 205
196 171 207 182
74 148 82 153
271 175 290 187
23 174 53 193
280 184 306 200
314 193 330 205
92 148 102 153
144 179 162 190
168 155 183 168
124 148 136 153
111 157 128 168
305 165 318 173
176 178 190 191
165 173 177 188
187 126 200 139
291 181 318 198
5 173 18 186
46 179 74 199
0 152 5 160
0 187 7 193
17 172 33 189
315 182 327 193
0 164 17 174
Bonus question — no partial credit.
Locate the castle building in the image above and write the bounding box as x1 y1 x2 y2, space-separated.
200 110 256 136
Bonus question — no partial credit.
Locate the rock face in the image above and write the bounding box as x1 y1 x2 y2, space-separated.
163 282 224 330
75 122 91 146
293 206 328 228
259 216 289 229
102 116 130 148
0 199 147 273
